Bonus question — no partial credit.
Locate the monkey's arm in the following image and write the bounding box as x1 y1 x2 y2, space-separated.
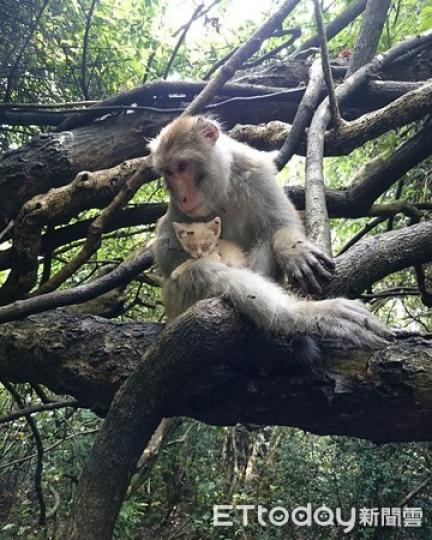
164 258 392 350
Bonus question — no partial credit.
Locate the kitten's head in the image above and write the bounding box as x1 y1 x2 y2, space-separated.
173 217 221 258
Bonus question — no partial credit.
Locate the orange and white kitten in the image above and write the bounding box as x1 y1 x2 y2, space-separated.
171 216 248 279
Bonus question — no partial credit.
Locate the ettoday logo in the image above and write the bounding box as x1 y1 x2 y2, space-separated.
212 504 423 532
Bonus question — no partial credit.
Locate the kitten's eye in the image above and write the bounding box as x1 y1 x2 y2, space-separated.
178 160 188 173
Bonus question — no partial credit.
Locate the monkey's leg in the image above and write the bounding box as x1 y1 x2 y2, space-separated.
272 227 335 293
163 258 391 350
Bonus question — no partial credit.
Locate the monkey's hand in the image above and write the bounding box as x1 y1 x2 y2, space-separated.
292 298 393 350
273 229 335 293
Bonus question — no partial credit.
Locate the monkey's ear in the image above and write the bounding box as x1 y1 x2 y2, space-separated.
196 117 219 144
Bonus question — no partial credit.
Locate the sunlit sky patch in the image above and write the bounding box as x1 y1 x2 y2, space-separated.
163 0 276 43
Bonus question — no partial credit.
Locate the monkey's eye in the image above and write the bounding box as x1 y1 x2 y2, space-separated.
165 169 173 178
186 231 194 236
177 160 188 173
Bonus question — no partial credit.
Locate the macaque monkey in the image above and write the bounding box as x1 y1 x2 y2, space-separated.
171 216 248 280
149 115 391 350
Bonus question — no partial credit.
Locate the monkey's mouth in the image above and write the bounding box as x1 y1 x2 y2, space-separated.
182 201 206 216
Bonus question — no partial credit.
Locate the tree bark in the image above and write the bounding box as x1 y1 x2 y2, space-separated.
1 305 431 444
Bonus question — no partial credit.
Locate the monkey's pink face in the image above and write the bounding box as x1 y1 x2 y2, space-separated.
163 159 205 216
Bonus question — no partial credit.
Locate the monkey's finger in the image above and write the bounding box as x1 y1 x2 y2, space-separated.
311 248 335 269
305 255 333 281
299 263 323 293
291 267 310 291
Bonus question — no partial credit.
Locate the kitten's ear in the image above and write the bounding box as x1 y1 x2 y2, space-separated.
173 222 185 237
210 216 221 235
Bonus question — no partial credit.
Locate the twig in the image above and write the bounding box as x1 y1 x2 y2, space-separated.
275 58 322 170
337 216 387 255
0 220 14 242
182 0 302 116
242 28 301 69
398 473 432 506
361 287 419 301
163 3 204 79
0 399 80 425
46 484 61 519
0 100 98 109
312 0 342 128
4 0 50 102
0 429 99 471
1 380 46 525
81 0 99 99
202 47 237 80
414 265 432 308
172 0 221 37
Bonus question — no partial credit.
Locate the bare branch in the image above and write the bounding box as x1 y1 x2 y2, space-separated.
312 0 342 128
242 28 301 69
163 3 204 80
0 398 80 425
32 158 154 296
275 58 322 170
327 221 432 298
347 0 392 77
80 0 99 99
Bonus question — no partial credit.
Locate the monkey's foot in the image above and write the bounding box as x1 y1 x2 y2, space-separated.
292 298 393 351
